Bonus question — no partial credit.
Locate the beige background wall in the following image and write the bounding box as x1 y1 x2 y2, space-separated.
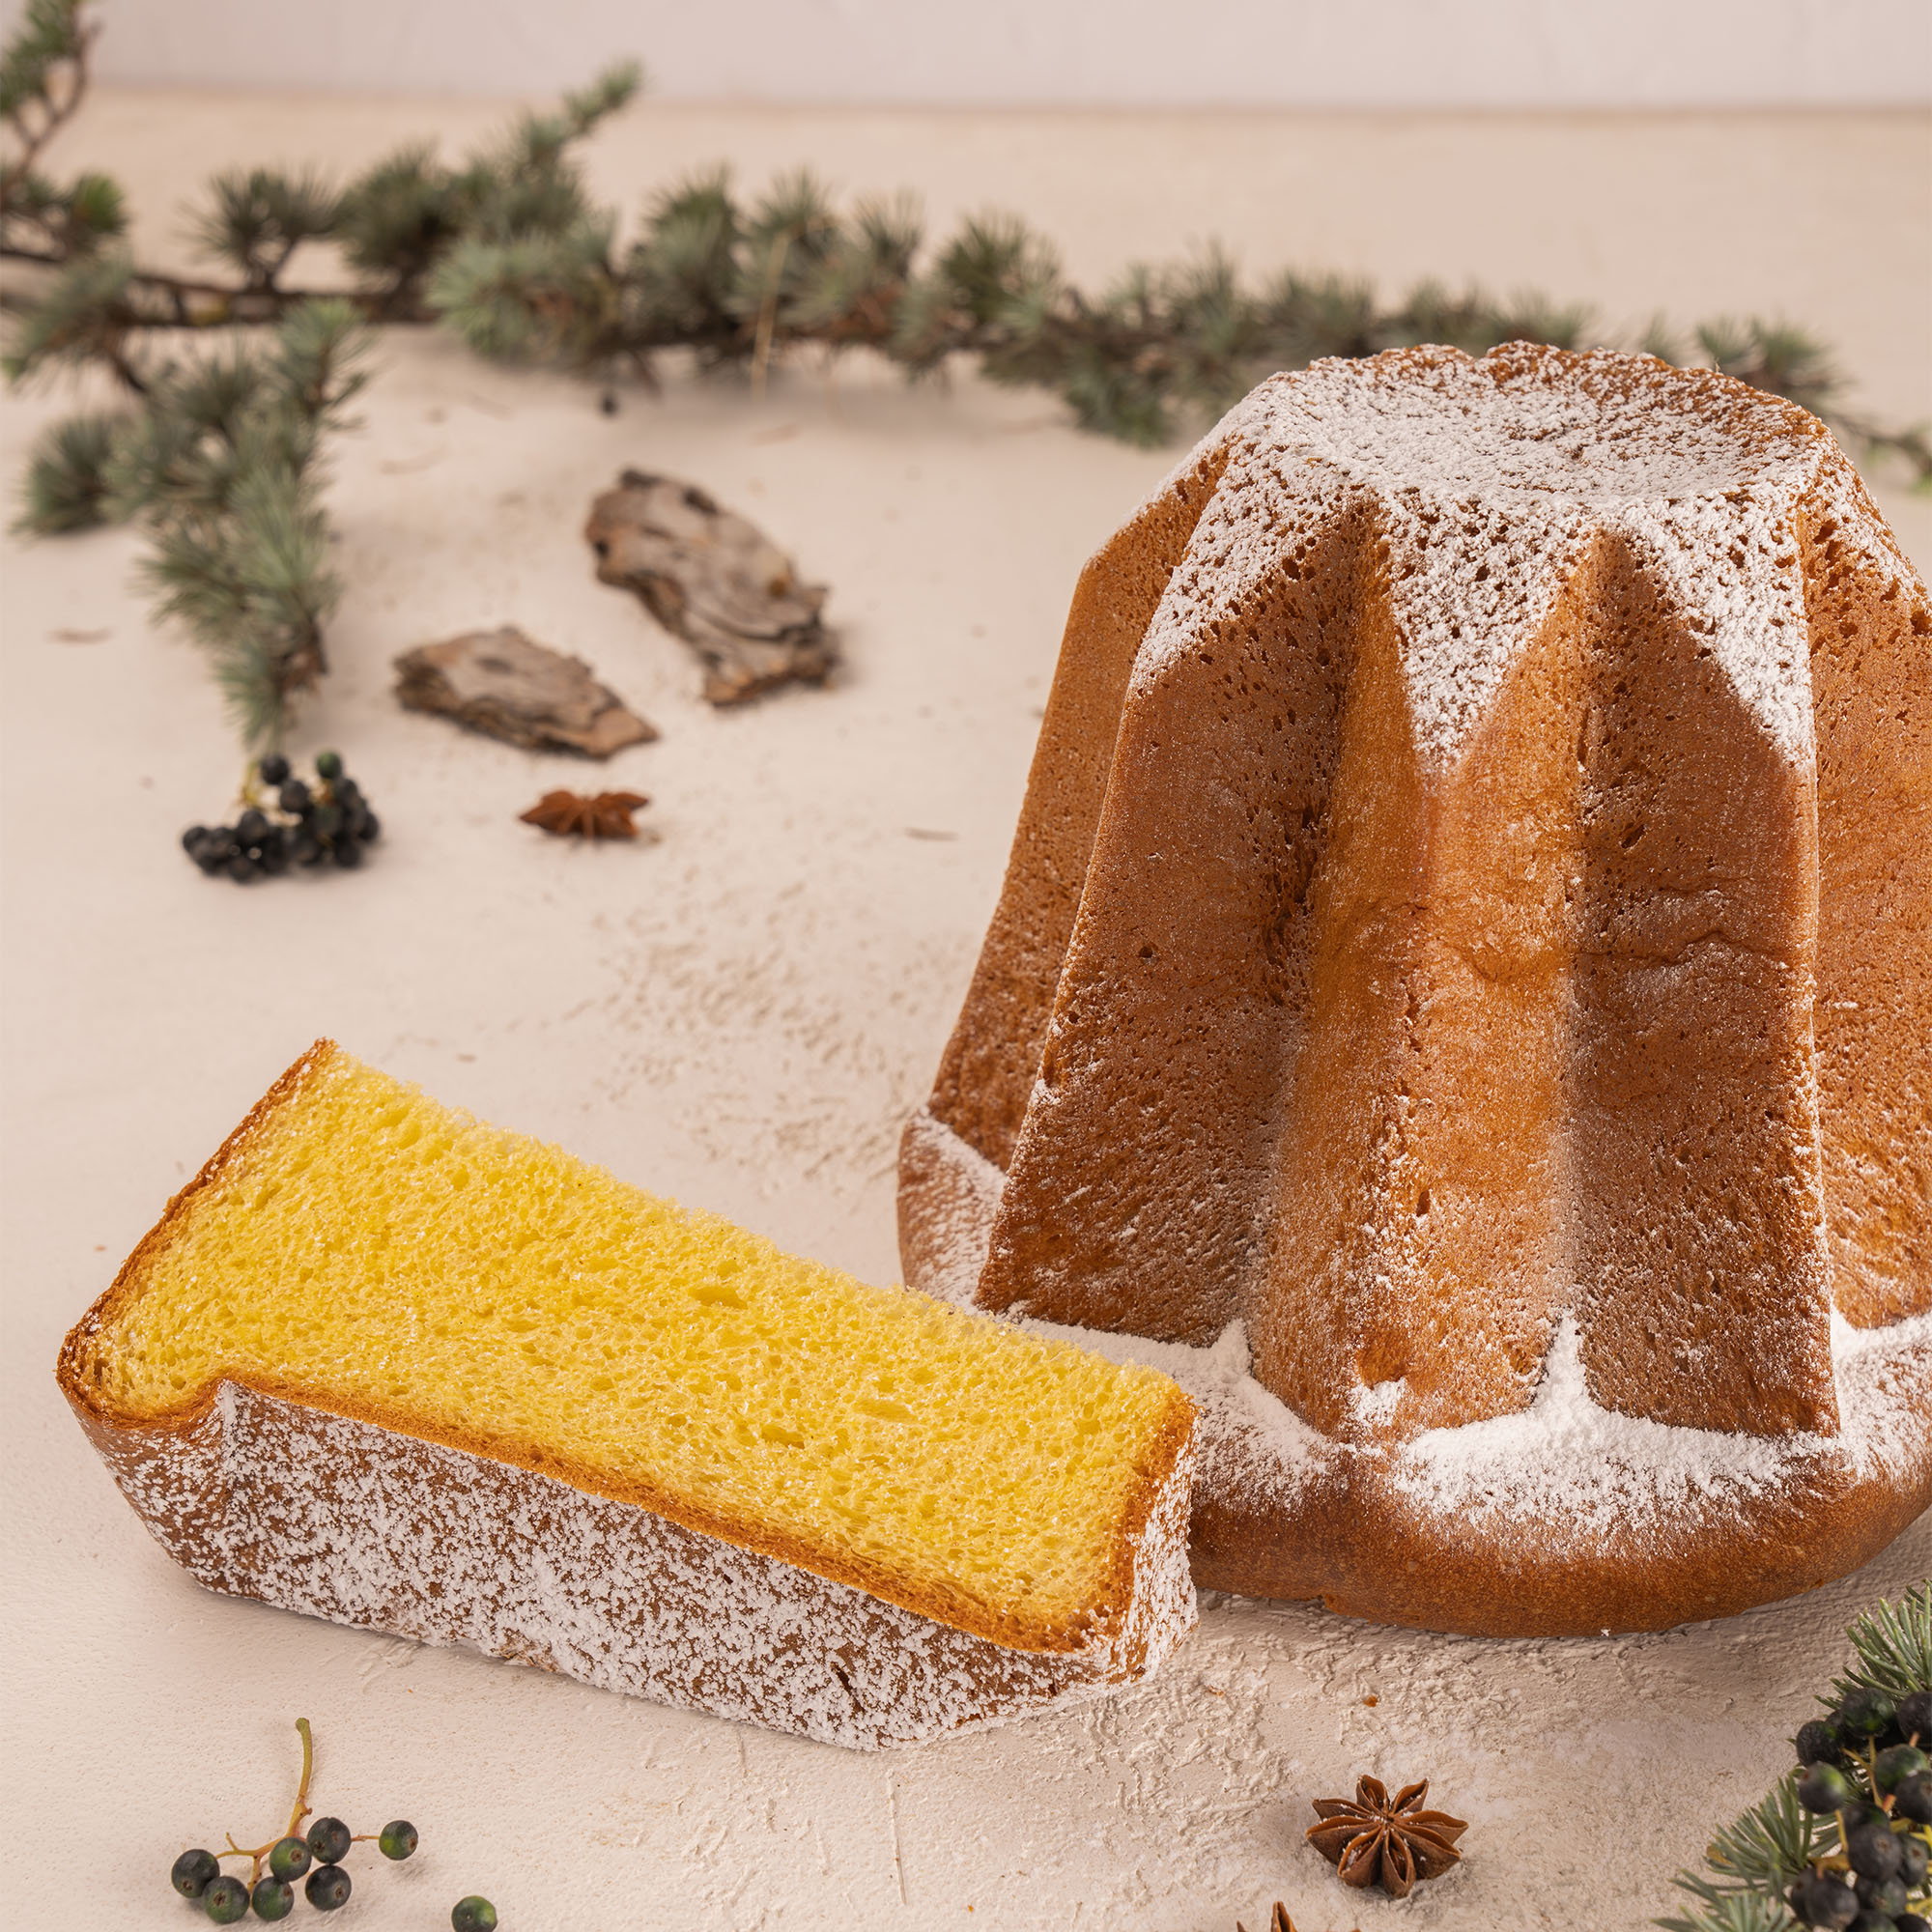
6 0 1925 105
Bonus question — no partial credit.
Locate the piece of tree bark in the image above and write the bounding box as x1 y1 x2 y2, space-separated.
393 626 657 757
584 470 837 704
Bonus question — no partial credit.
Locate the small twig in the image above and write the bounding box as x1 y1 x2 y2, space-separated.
288 1716 315 1840
219 1832 271 1886
0 12 97 206
209 1713 316 1888
750 227 794 400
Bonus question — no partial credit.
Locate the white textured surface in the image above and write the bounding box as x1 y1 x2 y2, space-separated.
67 0 1932 107
3 91 1929 1932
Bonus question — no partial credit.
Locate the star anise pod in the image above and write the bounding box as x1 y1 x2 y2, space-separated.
519 789 649 839
1235 1904 1299 1932
1306 1775 1466 1898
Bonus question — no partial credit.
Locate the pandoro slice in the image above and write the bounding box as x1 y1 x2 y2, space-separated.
57 1041 1198 1747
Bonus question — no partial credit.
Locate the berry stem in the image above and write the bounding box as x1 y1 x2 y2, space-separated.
214 1717 317 1886
289 1717 315 1840
220 1833 271 1885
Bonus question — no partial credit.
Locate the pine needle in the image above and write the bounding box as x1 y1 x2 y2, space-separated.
1833 1580 1932 1704
13 407 128 531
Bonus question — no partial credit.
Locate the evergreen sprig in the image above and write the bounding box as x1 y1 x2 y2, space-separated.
0 0 113 265
5 9 1930 754
1658 1582 1932 1932
1835 1589 1932 1706
15 297 369 749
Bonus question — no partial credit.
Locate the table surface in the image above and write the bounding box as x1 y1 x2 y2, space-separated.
3 90 1928 1932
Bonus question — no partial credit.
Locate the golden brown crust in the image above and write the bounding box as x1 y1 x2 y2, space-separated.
927 433 1236 1173
57 1038 1197 1658
1188 1428 1932 1637
1804 485 1932 1328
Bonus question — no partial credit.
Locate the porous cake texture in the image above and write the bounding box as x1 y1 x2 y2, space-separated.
900 343 1932 1636
60 1042 1198 1747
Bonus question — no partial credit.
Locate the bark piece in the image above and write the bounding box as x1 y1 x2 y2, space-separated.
394 626 657 757
585 469 837 704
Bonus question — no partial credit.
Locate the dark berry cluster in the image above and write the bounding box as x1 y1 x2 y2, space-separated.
165 1719 494 1928
182 752 381 883
1786 1687 1932 1930
170 1812 411 1922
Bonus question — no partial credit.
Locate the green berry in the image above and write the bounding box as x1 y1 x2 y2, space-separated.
378 1820 418 1861
249 1876 295 1921
315 751 344 781
1848 1821 1903 1881
267 1835 310 1882
1901 1833 1929 1886
1797 1719 1841 1765
1876 1744 1930 1792
306 1816 352 1864
452 1896 498 1932
1790 1870 1859 1928
1800 1762 1858 1813
1898 1690 1932 1742
172 1849 221 1898
203 1874 250 1923
1837 1688 1897 1740
1855 1870 1909 1916
305 1864 352 1912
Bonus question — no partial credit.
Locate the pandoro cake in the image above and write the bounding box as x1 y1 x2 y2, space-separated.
901 343 1932 1638
58 1040 1198 1747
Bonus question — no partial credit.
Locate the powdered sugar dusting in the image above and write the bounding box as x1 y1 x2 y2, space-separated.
896 1105 1004 1308
903 1111 1932 1552
1129 346 1837 767
75 1378 1199 1751
1393 1310 1932 1530
1395 1316 1784 1531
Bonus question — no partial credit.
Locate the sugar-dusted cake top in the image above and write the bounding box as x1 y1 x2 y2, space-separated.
1249 340 1825 505
1139 343 1906 767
